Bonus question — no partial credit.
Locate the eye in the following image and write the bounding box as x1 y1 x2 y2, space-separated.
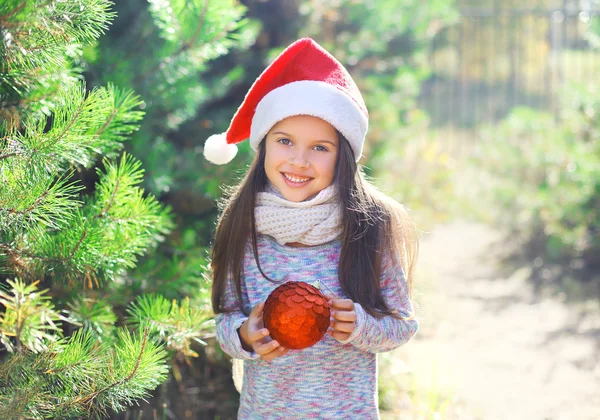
313 145 329 152
277 138 292 146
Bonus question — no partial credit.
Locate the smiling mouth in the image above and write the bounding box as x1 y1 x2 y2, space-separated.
281 172 313 184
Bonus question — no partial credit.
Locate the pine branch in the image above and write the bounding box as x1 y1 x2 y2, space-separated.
0 1 194 417
3 190 50 216
83 325 150 406
126 294 214 356
59 169 120 267
0 94 55 117
95 106 118 138
133 0 253 91
6 83 144 169
99 173 120 217
2 152 173 285
0 151 18 161
0 70 63 117
0 166 83 234
0 2 26 23
55 94 87 145
63 296 117 341
133 0 209 86
68 228 87 261
0 83 146 236
0 279 62 354
140 14 246 103
0 326 169 419
180 0 209 52
1 0 116 127
0 242 96 272
1 0 115 71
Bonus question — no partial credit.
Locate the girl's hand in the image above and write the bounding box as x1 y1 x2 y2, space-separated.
327 297 357 342
238 301 289 362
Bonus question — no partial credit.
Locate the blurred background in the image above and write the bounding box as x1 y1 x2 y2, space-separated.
100 0 598 418
2 0 599 419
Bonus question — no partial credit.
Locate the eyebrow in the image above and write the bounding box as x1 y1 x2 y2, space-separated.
271 131 338 147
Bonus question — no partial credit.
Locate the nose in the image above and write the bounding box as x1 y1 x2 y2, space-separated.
288 149 309 168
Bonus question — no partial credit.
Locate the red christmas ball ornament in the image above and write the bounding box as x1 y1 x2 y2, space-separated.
263 281 331 350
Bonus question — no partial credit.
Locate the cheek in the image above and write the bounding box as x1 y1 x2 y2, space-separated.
316 155 337 182
264 149 288 184
264 156 278 180
265 146 287 166
264 150 277 173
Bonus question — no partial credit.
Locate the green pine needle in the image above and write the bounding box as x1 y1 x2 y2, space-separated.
0 278 63 353
126 294 214 357
0 326 169 419
64 296 118 341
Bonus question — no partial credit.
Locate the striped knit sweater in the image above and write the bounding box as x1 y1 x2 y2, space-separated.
215 233 419 419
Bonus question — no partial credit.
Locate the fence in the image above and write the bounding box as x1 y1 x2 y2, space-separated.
422 0 600 128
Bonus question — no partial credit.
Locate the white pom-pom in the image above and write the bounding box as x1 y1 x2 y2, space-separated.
203 133 238 165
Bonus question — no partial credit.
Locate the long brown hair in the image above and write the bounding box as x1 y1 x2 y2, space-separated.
211 133 419 319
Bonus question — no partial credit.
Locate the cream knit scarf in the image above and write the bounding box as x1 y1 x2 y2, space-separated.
254 182 343 246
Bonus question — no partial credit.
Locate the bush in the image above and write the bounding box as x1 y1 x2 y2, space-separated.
471 82 599 273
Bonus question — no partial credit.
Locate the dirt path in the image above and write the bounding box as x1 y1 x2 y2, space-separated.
395 221 600 420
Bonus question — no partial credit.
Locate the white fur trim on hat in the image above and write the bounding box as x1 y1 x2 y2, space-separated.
203 133 238 165
249 81 368 161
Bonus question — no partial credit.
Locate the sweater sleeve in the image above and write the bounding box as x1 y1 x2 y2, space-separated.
214 277 260 361
339 252 419 353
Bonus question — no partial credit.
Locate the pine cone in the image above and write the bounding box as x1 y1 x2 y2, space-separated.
263 281 330 350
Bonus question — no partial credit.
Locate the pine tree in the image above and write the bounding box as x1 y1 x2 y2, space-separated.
82 0 260 310
0 1 253 418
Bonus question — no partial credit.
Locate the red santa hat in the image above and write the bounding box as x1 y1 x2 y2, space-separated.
203 37 369 165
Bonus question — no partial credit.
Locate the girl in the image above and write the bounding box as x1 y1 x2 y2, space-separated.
204 38 419 419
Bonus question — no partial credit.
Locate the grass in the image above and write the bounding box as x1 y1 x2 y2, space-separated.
379 353 451 419
378 346 481 420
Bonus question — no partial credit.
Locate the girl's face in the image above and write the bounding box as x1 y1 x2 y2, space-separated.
264 115 339 202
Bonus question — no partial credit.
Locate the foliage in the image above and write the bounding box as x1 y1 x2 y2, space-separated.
298 0 459 163
0 0 114 125
64 295 118 342
369 112 471 229
0 0 253 417
88 0 261 196
472 86 599 269
0 325 169 420
0 279 62 353
461 9 600 275
82 1 261 330
126 294 214 357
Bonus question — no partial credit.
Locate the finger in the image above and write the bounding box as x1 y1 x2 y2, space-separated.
330 310 357 322
330 320 356 333
247 326 269 343
254 339 282 356
329 329 351 341
249 301 265 318
330 299 355 311
261 346 289 362
325 295 339 307
247 302 265 331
